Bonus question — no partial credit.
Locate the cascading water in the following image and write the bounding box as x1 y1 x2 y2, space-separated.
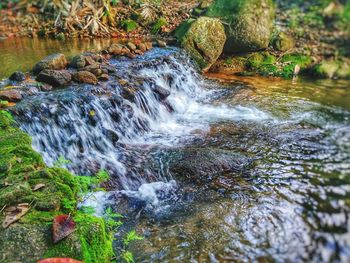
10 47 350 262
12 47 268 200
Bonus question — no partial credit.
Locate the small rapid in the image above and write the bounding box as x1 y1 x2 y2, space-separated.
12 48 269 191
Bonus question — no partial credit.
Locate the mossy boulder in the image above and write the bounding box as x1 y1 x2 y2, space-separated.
177 17 226 72
206 0 275 53
311 59 350 79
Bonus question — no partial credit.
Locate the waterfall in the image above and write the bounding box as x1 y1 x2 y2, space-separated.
12 47 269 201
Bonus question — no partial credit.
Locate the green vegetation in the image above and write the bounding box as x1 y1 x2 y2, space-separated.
0 110 114 262
121 19 138 32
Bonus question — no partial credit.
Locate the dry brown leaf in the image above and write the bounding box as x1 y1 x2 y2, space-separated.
2 203 30 228
32 183 46 191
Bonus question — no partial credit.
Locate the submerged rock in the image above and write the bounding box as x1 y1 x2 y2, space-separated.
178 17 226 72
9 71 26 82
168 148 250 187
32 53 68 75
206 0 275 53
73 71 98 85
36 69 72 87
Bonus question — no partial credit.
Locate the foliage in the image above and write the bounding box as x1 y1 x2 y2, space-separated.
151 17 167 34
53 156 71 168
123 230 144 246
121 19 138 32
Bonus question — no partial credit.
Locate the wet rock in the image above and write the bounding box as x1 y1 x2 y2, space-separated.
168 148 250 186
70 55 86 69
91 68 103 77
39 83 53 91
137 43 147 52
272 32 295 52
127 42 137 51
153 85 170 100
32 53 68 75
108 44 124 56
101 64 117 74
98 74 109 82
9 71 26 82
105 129 119 144
157 40 167 47
206 0 275 53
177 17 226 72
145 42 153 50
85 56 96 66
119 79 129 86
121 87 138 102
36 69 72 87
73 71 98 85
0 89 22 102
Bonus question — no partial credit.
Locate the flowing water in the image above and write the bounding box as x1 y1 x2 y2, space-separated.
5 44 350 262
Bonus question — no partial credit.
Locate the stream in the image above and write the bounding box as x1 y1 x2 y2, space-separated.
2 40 350 262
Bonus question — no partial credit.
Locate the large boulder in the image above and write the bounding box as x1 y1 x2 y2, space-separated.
206 0 275 53
32 53 68 75
177 17 226 72
36 69 72 87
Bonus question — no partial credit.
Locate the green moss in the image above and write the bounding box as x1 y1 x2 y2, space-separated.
174 18 195 42
0 110 114 263
121 19 138 32
246 52 277 70
151 17 168 34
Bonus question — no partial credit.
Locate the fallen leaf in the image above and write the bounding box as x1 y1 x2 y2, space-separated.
33 183 46 191
37 258 83 263
2 203 30 228
52 215 76 243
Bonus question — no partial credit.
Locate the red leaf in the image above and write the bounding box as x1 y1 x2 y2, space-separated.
52 215 76 244
37 258 83 263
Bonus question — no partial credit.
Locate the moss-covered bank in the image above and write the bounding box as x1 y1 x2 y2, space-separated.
0 110 114 262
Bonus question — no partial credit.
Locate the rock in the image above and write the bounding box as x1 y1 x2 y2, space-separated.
108 44 124 56
85 56 96 66
121 87 138 102
9 71 26 81
127 42 137 51
73 71 98 85
70 55 86 69
36 70 72 87
32 53 68 75
272 32 294 52
336 61 350 79
153 85 170 100
168 148 250 186
39 83 53 91
178 17 226 72
145 42 153 50
98 74 109 82
137 43 147 52
200 0 213 9
311 60 339 78
157 40 167 47
0 89 22 102
206 0 275 53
